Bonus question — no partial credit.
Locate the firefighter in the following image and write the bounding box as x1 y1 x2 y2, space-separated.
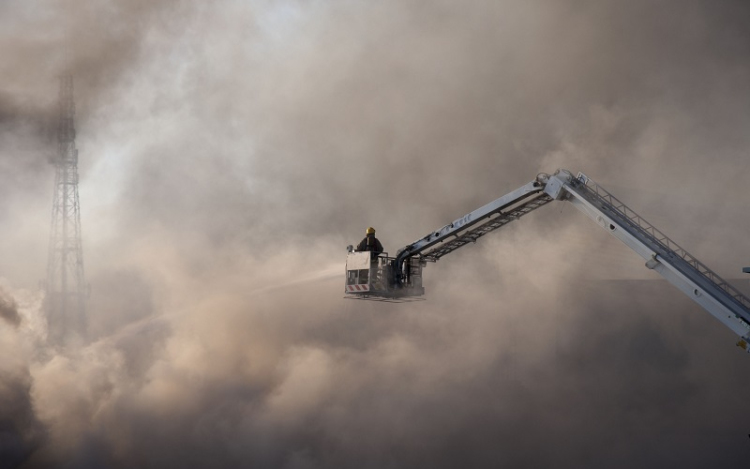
356 227 384 260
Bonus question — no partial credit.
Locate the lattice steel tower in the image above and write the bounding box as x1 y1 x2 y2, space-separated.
45 74 86 346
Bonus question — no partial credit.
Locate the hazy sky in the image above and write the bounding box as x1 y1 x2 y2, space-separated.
1 1 750 467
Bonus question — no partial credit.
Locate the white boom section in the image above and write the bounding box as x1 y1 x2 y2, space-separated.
543 170 750 351
396 180 552 263
386 168 750 351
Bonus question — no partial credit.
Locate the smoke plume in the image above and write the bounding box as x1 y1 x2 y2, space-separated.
1 0 750 467
0 287 21 328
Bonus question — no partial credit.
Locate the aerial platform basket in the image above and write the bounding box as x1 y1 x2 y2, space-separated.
344 250 425 302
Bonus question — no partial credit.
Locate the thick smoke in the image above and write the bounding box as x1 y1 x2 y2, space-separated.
0 287 21 328
1 0 750 467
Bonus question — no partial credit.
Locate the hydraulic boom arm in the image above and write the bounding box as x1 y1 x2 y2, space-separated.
381 169 750 351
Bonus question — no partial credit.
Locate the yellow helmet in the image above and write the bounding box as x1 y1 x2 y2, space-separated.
366 227 376 235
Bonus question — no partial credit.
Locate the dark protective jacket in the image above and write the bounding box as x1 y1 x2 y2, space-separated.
356 234 384 259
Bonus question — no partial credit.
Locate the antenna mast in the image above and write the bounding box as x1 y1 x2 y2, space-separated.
45 74 87 346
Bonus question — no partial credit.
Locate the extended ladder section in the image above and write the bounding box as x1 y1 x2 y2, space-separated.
423 193 553 262
543 170 750 351
395 179 552 266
